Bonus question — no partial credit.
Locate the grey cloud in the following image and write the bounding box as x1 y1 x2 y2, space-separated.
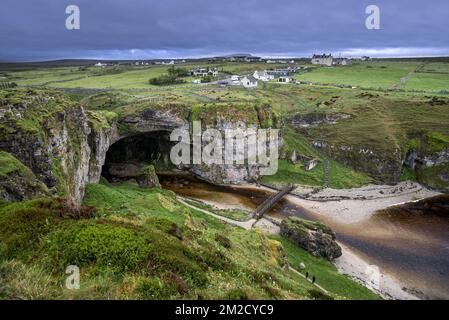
0 0 448 61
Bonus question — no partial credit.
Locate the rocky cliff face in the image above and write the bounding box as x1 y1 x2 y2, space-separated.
311 141 404 184
0 90 281 204
0 89 120 204
186 103 282 184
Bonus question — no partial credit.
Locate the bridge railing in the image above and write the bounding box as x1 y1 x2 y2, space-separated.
254 184 294 219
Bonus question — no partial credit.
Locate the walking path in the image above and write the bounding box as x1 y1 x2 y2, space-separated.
289 266 330 295
177 197 256 229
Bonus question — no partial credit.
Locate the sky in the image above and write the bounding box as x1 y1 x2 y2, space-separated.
0 0 448 61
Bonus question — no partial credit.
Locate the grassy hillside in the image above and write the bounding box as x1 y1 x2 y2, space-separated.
0 180 378 299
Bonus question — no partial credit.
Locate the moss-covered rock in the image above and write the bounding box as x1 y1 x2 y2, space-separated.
0 89 119 204
0 151 48 201
137 165 161 188
280 217 342 261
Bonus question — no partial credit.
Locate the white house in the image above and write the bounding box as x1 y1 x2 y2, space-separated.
253 70 274 81
240 75 258 88
333 58 353 66
94 62 106 67
191 67 218 77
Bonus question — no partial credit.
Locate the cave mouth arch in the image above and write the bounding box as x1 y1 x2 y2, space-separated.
101 131 175 182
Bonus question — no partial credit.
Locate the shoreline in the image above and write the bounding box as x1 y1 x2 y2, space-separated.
334 243 420 300
217 181 442 299
248 181 440 224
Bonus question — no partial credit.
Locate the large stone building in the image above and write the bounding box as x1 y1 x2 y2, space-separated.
311 54 333 66
311 54 352 66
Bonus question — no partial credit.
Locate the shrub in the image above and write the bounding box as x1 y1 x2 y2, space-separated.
225 288 250 300
0 198 62 256
42 218 209 286
42 222 152 272
215 233 232 249
136 277 178 299
308 288 334 300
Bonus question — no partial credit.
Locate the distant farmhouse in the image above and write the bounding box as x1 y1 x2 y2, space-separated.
253 70 274 81
311 54 352 66
333 57 353 66
240 75 258 88
311 54 334 66
190 67 218 77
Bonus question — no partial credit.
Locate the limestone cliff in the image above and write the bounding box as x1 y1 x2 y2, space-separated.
0 89 281 204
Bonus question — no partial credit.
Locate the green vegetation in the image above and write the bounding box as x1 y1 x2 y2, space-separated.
0 151 34 178
148 66 189 86
1 58 449 299
0 179 383 299
273 236 381 300
0 151 48 198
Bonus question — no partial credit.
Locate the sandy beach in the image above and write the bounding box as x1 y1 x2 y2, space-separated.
169 179 443 300
334 243 420 300
233 181 442 299
264 181 441 224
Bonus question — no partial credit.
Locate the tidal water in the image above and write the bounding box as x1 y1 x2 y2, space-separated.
160 174 449 299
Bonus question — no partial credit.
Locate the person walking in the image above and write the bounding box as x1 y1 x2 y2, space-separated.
305 272 309 279
312 275 316 284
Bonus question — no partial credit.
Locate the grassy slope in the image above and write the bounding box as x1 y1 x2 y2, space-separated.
273 236 381 300
0 180 380 299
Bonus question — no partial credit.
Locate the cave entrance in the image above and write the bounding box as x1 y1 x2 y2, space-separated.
101 131 175 182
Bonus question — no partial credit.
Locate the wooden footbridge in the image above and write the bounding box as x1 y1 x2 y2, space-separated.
254 184 294 219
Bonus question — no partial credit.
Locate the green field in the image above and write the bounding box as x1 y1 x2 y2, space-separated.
294 60 449 93
2 58 449 189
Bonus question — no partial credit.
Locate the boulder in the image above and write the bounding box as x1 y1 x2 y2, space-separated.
280 217 342 261
137 165 161 188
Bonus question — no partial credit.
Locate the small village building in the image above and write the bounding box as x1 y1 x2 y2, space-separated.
253 70 274 81
311 54 333 66
240 75 258 88
191 67 218 77
333 58 353 66
278 76 293 83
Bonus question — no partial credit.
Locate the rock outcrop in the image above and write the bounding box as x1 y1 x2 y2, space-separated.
0 89 281 204
137 165 161 188
0 89 120 204
280 217 342 261
0 151 48 201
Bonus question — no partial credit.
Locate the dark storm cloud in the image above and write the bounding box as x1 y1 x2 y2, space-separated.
0 0 448 61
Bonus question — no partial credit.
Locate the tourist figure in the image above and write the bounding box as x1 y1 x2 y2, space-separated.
312 276 316 284
305 272 308 279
